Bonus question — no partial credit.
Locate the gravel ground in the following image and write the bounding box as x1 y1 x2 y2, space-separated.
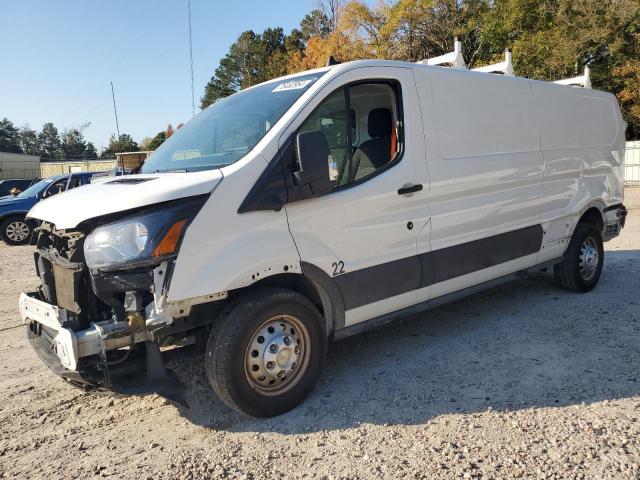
1 191 639 479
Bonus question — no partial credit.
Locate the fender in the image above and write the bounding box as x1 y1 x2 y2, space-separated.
300 261 346 334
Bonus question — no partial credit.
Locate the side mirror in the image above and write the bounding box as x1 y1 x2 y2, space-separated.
293 131 337 196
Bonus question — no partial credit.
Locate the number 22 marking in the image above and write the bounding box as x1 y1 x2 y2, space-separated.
331 261 345 276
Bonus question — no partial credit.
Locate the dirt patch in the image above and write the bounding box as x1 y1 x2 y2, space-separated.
0 209 639 479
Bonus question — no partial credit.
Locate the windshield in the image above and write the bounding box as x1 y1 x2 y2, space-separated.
141 72 325 173
17 179 53 198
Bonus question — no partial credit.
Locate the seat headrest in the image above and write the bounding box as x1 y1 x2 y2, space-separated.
368 108 392 138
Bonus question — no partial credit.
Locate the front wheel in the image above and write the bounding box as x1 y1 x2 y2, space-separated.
0 216 32 245
554 222 604 292
205 288 326 417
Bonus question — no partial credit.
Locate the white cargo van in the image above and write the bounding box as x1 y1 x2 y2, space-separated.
20 60 627 417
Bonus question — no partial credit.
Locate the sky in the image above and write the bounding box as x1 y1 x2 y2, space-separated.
0 0 319 151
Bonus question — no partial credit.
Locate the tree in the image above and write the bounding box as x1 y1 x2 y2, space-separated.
100 133 139 158
320 0 346 33
38 122 62 160
61 128 87 159
0 118 23 153
197 0 640 137
201 27 301 108
301 9 332 40
201 30 266 108
18 126 40 155
147 131 167 150
85 142 98 159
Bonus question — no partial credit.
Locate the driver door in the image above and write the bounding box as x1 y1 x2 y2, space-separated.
284 66 430 327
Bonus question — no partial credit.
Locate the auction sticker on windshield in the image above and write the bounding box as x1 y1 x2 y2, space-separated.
272 78 316 92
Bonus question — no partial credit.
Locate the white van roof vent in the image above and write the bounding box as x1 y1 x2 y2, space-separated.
553 65 592 89
471 49 514 76
417 37 466 69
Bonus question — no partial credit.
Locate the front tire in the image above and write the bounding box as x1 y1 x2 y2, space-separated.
554 222 604 292
0 216 32 245
205 288 326 417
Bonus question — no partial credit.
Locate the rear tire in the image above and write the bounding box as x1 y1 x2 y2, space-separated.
0 216 32 245
554 222 604 292
205 288 326 417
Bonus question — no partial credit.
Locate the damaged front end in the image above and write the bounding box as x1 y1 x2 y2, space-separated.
20 196 225 390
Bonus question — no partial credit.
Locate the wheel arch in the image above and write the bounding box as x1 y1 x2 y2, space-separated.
0 211 29 224
243 264 346 338
578 206 604 233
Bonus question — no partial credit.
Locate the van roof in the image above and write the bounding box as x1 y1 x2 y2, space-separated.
271 58 608 96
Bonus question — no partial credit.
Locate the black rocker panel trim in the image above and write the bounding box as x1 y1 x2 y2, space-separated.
331 224 544 310
334 255 420 310
428 224 543 285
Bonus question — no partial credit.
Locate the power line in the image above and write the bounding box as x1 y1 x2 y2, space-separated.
187 0 195 116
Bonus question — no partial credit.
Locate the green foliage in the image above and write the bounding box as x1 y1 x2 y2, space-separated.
0 118 23 153
19 127 40 155
61 128 87 159
301 9 332 40
147 131 167 150
38 122 62 160
200 27 306 108
100 133 139 158
85 142 98 159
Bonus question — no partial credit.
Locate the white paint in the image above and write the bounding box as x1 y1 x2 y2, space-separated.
23 59 627 332
27 170 223 229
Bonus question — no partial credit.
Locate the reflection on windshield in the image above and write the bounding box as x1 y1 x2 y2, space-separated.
141 72 325 174
17 179 52 198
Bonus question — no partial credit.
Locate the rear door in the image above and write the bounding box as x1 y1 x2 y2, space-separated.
283 66 430 327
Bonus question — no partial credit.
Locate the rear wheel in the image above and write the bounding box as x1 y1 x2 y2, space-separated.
205 288 326 417
0 216 32 245
554 222 604 292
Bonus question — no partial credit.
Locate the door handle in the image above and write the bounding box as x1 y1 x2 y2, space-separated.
397 184 423 195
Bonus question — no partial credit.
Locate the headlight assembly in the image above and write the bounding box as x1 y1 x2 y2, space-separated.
84 198 204 270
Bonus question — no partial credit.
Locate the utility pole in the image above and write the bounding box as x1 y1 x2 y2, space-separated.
110 81 120 138
110 81 124 171
187 0 195 116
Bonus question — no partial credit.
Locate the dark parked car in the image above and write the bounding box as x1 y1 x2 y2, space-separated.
0 172 97 245
0 178 40 198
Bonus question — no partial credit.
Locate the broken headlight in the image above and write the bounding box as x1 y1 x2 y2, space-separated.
83 198 205 270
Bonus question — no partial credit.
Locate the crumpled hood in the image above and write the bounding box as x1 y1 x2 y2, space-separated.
28 170 223 229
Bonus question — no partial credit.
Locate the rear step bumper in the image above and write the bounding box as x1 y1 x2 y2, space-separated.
603 204 627 241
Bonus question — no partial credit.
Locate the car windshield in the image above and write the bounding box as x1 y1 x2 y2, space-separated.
17 179 53 198
141 72 325 173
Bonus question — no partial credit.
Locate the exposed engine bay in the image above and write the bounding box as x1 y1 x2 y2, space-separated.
23 220 225 390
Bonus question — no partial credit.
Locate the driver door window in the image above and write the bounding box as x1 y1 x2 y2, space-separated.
296 82 400 188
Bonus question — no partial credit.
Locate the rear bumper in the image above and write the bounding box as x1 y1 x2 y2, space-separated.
603 204 627 241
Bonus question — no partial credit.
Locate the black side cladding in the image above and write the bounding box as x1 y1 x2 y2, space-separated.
328 224 544 310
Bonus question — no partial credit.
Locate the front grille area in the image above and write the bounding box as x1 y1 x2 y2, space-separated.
33 223 103 330
51 262 83 313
